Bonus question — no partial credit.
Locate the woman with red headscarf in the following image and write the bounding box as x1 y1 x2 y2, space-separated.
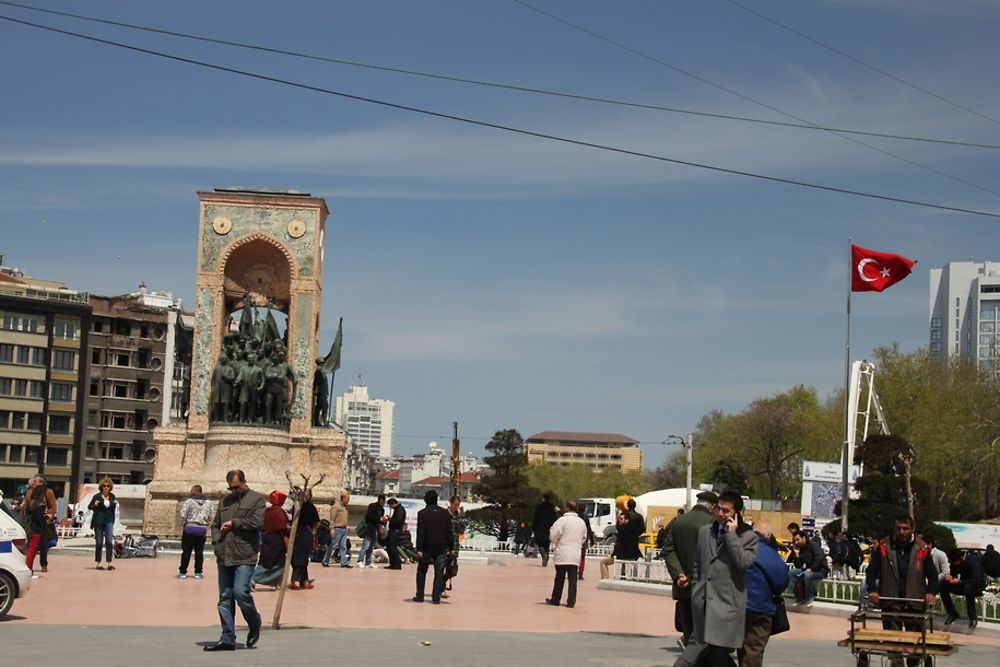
251 490 288 589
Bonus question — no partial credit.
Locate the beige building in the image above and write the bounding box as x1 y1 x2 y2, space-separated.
525 430 643 472
0 260 91 502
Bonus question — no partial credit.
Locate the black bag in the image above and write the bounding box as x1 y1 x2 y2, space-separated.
44 521 58 548
770 597 791 635
355 519 367 538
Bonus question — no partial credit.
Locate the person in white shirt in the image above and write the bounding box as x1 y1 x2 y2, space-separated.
544 500 589 608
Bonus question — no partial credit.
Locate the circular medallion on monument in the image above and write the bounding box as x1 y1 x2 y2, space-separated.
287 219 306 238
213 217 232 234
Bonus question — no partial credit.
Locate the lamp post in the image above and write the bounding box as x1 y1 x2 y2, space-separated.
665 434 694 511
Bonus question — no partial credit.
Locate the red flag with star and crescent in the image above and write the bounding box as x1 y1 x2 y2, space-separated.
850 244 917 292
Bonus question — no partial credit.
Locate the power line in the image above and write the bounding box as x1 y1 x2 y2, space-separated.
1 0 997 151
510 0 1000 198
2 13 999 220
726 0 1000 128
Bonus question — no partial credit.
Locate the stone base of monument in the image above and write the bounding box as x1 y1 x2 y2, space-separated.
143 423 346 537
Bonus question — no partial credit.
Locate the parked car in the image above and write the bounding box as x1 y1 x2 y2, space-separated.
0 496 32 617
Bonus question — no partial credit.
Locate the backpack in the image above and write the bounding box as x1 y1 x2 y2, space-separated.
846 538 863 570
355 518 368 538
829 536 848 565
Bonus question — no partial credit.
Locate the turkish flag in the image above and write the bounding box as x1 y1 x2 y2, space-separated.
851 244 916 292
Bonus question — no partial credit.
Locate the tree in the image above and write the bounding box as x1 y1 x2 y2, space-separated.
709 460 749 495
470 429 536 541
525 463 648 502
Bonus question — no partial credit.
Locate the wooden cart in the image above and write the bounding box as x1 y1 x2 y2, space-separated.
837 598 958 666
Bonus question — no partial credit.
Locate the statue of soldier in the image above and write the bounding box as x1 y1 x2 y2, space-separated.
313 359 329 427
238 291 255 341
263 352 295 424
234 352 265 423
211 353 235 422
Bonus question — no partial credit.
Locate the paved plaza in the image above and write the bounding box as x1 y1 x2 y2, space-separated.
2 548 997 666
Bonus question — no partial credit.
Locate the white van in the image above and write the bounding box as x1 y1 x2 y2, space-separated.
0 495 32 616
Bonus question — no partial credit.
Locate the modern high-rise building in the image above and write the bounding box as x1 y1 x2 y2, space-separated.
929 261 1000 367
0 258 91 501
334 384 394 458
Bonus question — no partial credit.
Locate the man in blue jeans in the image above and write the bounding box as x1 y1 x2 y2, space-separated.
323 491 351 568
788 530 828 606
205 469 266 651
358 494 386 568
412 489 455 604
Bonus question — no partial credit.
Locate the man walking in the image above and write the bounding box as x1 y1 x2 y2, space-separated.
676 490 758 667
663 490 717 649
545 500 589 608
205 469 265 651
385 498 406 570
177 484 213 580
532 492 558 566
413 490 455 604
323 491 351 568
865 515 938 667
358 493 386 568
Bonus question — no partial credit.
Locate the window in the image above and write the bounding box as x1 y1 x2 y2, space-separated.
49 415 71 434
2 313 39 332
113 383 128 398
46 447 69 466
92 320 104 333
51 382 74 401
114 321 130 336
930 330 942 340
139 325 149 339
53 350 75 370
930 317 942 328
91 349 102 365
115 352 130 367
88 410 98 427
0 378 9 395
17 346 29 364
29 380 43 399
0 343 12 362
8 445 22 463
0 410 8 428
981 322 996 333
31 348 46 366
90 381 99 396
86 441 96 458
24 446 39 464
930 341 942 352
53 320 76 340
136 380 149 399
981 308 997 320
13 379 27 397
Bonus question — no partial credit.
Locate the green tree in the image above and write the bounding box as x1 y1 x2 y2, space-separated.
709 460 749 495
469 429 535 541
525 463 648 503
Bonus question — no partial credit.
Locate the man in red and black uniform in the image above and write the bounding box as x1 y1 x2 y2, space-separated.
865 514 938 667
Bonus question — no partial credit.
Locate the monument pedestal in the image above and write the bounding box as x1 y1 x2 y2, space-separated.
143 423 345 536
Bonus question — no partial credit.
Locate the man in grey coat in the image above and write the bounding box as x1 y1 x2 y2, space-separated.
676 490 758 667
205 469 266 651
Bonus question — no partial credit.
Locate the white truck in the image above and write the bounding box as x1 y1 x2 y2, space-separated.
579 488 699 543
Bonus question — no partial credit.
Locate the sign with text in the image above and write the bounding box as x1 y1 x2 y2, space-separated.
802 461 861 484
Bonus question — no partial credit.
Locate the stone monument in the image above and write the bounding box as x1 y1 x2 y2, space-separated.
143 189 346 536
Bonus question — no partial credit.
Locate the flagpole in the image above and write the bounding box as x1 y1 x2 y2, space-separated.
842 238 853 533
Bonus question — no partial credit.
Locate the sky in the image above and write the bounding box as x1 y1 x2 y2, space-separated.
2 1 999 468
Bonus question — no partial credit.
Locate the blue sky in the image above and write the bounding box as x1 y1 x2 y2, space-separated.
2 1 999 467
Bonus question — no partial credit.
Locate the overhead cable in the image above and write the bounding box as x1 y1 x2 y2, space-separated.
0 0 996 151
510 0 1000 198
726 0 1000 128
2 13 998 220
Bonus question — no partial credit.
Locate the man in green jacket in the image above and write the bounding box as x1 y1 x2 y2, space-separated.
663 490 717 650
205 469 266 652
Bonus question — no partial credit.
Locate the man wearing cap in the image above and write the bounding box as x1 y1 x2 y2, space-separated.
663 490 717 650
385 498 406 570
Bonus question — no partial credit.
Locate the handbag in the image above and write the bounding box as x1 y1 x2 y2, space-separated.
44 522 59 549
355 519 368 538
770 596 790 635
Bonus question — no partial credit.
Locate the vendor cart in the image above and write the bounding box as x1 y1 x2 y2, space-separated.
837 597 958 666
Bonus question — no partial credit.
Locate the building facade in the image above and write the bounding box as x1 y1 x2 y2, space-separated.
0 261 91 502
334 384 394 458
525 430 643 472
83 288 183 486
929 261 1000 368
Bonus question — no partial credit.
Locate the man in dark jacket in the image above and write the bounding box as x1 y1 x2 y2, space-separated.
206 469 265 652
358 494 386 568
941 548 984 628
532 492 559 566
865 515 939 667
617 498 645 562
663 490 717 649
740 523 790 667
385 498 406 570
983 544 1000 578
413 489 455 604
789 530 828 605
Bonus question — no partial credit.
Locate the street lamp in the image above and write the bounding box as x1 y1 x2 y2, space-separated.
664 434 694 511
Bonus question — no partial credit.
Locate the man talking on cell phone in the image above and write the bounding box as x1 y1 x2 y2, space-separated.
676 490 758 667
